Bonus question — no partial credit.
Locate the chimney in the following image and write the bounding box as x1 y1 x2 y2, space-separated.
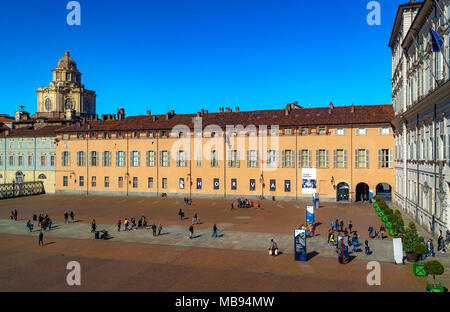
152 115 156 122
235 107 240 112
205 110 208 114
350 103 355 113
101 114 107 121
219 107 224 113
201 109 205 116
117 108 125 120
147 110 151 116
225 108 232 113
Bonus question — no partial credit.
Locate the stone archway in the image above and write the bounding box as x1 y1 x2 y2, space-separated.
336 182 349 201
355 182 369 202
376 183 392 201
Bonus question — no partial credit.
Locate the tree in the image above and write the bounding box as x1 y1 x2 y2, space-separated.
424 261 444 283
403 222 419 253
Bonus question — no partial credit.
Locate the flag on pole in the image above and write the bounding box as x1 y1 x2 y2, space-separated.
430 28 443 52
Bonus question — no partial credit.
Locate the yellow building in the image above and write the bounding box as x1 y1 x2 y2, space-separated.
55 103 395 201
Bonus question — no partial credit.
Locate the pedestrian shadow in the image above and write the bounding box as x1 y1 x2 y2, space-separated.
158 232 169 236
218 234 225 238
307 251 319 260
45 242 56 246
193 234 202 239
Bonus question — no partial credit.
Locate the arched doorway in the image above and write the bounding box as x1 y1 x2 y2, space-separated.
15 171 24 183
355 182 369 202
376 183 392 202
336 182 349 201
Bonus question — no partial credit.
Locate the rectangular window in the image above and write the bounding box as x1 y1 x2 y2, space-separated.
282 150 295 168
92 176 96 187
318 126 327 135
378 149 393 168
62 151 70 166
105 176 110 188
130 151 140 167
284 128 292 135
379 127 391 135
300 127 309 135
159 151 170 167
18 155 23 166
40 154 46 167
162 178 168 189
50 155 55 166
266 150 279 168
246 150 258 168
228 150 240 168
116 151 126 167
77 151 85 166
27 155 33 167
63 176 68 187
133 177 138 188
0 154 2 167
79 176 84 187
335 128 345 136
210 150 219 167
90 151 98 166
146 151 156 167
299 150 312 168
102 151 112 167
118 177 123 188
333 149 347 168
148 177 153 188
176 150 187 167
355 149 370 168
315 149 329 168
195 150 202 167
356 128 368 136
9 155 14 166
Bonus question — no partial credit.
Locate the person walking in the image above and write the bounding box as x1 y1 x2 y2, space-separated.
212 224 218 238
331 220 335 232
189 224 194 239
427 239 435 257
26 220 33 232
335 219 340 232
231 202 234 211
368 225 373 239
14 209 18 221
69 211 74 223
64 210 69 224
179 208 184 220
91 219 97 233
158 223 162 236
348 220 353 233
151 223 157 236
340 220 344 233
438 233 446 253
380 225 386 240
124 218 129 231
258 201 261 209
38 230 44 247
117 219 122 232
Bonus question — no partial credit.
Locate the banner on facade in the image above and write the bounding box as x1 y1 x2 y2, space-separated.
302 168 317 195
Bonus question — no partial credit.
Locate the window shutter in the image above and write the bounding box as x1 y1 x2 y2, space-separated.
378 149 381 168
290 150 294 168
137 152 140 166
159 151 162 166
315 150 319 168
237 150 240 168
247 150 250 167
325 150 329 168
366 149 370 168
308 150 312 168
146 151 150 166
167 151 170 167
333 149 337 168
228 150 231 167
282 150 286 168
444 135 447 160
343 149 347 168
116 152 119 166
389 149 393 168
355 150 358 168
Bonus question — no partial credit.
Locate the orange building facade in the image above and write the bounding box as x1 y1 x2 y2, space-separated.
55 104 395 201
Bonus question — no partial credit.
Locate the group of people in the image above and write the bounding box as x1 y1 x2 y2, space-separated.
298 223 316 238
63 210 75 223
116 216 163 236
236 199 261 209
184 198 192 205
368 225 387 240
38 214 53 231
327 218 372 255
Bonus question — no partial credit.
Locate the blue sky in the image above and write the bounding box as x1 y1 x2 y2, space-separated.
0 0 406 116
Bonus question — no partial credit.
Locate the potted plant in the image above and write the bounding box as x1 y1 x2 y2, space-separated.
403 222 419 262
424 261 445 292
414 243 429 261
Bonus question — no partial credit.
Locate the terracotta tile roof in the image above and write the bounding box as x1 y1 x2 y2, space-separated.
0 117 14 123
0 125 67 138
57 104 394 133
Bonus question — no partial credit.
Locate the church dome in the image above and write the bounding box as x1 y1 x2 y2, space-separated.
56 51 78 71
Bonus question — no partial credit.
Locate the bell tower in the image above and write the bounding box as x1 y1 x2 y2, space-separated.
36 51 96 117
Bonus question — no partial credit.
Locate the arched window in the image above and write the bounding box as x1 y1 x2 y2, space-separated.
38 174 47 179
45 98 52 111
65 98 73 110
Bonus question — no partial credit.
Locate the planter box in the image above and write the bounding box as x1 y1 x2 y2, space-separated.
426 282 445 292
413 262 427 277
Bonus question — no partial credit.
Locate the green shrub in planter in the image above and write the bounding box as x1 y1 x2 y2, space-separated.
388 228 397 236
385 221 392 229
382 215 388 222
424 260 445 284
403 222 419 253
414 243 429 259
